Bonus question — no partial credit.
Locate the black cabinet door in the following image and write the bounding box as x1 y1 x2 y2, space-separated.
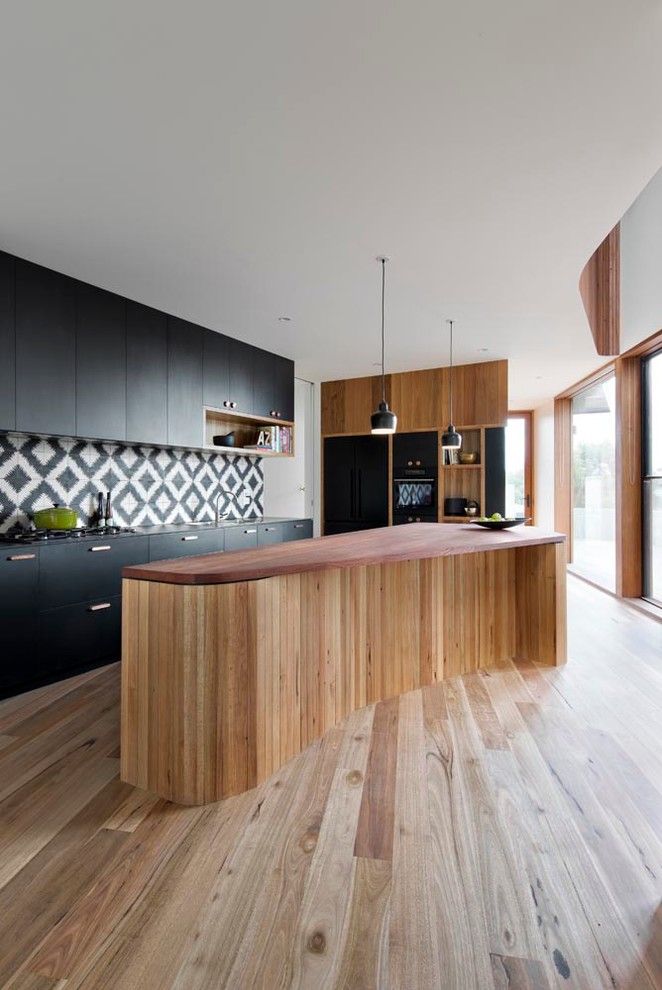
38 594 122 680
0 253 15 430
0 550 39 698
202 329 230 410
224 524 259 551
76 283 126 442
39 536 151 609
126 302 168 445
228 338 254 413
284 519 313 541
354 436 389 526
273 354 295 421
252 347 274 419
167 317 203 448
148 528 224 562
324 437 356 526
484 427 506 517
257 521 286 546
15 260 76 436
253 350 295 421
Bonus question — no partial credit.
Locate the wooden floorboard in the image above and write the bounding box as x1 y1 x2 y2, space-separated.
0 576 660 989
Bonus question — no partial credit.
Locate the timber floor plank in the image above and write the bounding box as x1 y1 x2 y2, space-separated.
0 576 660 989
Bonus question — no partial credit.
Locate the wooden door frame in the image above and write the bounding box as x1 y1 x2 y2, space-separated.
507 411 534 525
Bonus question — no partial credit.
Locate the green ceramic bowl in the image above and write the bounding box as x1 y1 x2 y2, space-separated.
33 504 78 530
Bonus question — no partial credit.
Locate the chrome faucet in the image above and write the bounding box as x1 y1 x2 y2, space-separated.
215 490 237 525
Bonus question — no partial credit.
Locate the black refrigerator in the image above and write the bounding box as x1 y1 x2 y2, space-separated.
324 436 389 534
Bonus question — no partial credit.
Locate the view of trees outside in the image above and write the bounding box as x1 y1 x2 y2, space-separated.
505 417 525 518
644 350 662 604
571 376 616 590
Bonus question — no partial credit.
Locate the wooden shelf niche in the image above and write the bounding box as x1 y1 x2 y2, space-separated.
204 407 295 457
440 427 485 522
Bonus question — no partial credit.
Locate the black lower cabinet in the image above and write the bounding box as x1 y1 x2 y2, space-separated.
0 550 40 698
225 524 259 551
39 536 150 609
39 596 122 679
148 529 224 562
1 519 313 699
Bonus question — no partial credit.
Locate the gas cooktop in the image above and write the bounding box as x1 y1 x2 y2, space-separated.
0 525 136 545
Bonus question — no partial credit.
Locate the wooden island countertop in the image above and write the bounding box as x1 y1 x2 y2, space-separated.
121 523 567 805
122 522 564 585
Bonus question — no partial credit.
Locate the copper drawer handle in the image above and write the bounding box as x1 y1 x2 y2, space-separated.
293 524 304 529
7 553 37 561
181 535 199 541
88 602 111 612
244 528 257 534
89 545 111 552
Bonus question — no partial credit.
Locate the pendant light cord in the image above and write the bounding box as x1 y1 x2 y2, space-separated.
380 258 386 403
448 318 454 425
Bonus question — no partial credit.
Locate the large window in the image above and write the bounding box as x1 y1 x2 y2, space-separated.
505 414 532 521
570 374 616 591
643 350 662 605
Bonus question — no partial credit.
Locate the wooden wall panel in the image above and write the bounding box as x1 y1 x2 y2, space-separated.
579 223 620 356
615 355 642 598
554 396 572 560
322 360 508 435
121 541 566 805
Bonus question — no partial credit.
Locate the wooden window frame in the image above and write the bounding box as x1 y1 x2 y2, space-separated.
507 411 534 525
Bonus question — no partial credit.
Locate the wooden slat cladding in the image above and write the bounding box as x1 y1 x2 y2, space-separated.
321 359 508 435
579 223 620 356
121 542 566 805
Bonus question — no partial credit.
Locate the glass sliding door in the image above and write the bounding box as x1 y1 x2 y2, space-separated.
643 350 662 605
570 374 616 591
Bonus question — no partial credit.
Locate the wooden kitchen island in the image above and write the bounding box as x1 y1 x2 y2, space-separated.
121 524 566 805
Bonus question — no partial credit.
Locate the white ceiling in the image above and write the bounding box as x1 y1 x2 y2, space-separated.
1 1 662 408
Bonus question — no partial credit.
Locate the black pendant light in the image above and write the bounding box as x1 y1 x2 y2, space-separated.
441 319 462 450
371 256 397 435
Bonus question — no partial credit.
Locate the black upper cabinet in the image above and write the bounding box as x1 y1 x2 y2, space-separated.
126 301 168 445
15 260 76 436
202 329 230 409
0 253 15 430
75 284 126 442
227 338 254 412
167 317 203 448
253 349 295 421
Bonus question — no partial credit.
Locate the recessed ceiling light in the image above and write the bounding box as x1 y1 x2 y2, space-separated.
278 316 291 322
477 347 489 353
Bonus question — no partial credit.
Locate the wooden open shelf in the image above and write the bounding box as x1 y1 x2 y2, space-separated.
204 407 295 458
439 427 485 523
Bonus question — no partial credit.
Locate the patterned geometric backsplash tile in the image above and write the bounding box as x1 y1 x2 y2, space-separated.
0 433 264 532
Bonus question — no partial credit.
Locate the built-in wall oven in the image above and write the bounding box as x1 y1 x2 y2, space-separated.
392 431 438 524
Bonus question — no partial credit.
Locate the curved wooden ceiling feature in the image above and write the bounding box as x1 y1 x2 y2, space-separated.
579 223 621 356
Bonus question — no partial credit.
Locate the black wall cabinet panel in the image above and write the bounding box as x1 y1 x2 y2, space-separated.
167 317 203 448
75 283 127 441
484 427 506 517
324 437 356 524
354 436 388 524
15 260 76 436
126 301 168 445
253 350 295 420
202 329 230 409
0 253 15 430
228 337 254 412
0 551 39 698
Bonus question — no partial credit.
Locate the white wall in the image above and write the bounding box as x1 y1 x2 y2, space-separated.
262 378 318 523
533 399 555 531
621 165 662 350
